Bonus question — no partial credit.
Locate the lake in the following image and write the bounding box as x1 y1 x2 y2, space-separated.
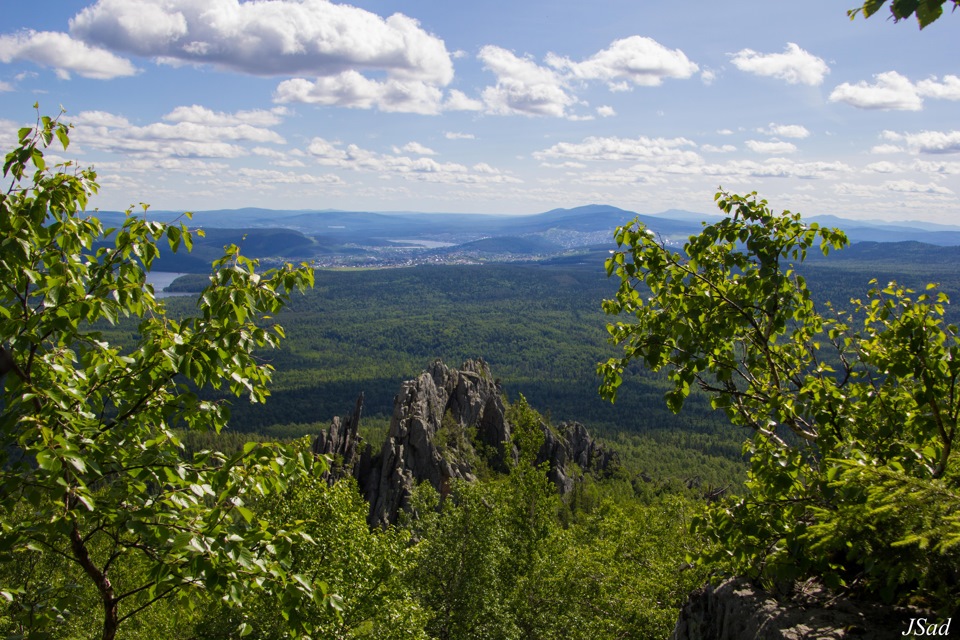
144 272 194 298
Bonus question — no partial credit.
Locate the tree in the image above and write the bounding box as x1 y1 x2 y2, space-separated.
849 0 958 28
0 110 328 639
193 474 427 640
599 190 960 610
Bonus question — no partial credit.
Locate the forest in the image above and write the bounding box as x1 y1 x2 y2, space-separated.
4 9 960 630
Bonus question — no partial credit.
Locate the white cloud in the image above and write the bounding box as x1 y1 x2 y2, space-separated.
829 71 923 111
758 123 810 139
251 147 307 167
545 36 698 89
0 80 13 92
703 159 852 180
394 142 436 156
0 30 137 79
701 69 717 85
916 75 960 101
596 105 616 117
913 160 960 175
235 167 345 186
71 110 132 128
70 107 285 159
885 130 960 154
717 129 735 135
163 104 288 127
69 0 454 84
730 43 828 86
870 143 904 154
306 136 521 184
533 135 700 163
883 180 953 195
274 72 445 114
864 161 901 173
478 46 577 118
539 161 588 169
443 89 484 112
745 139 798 154
91 157 230 175
701 144 737 153
444 131 475 140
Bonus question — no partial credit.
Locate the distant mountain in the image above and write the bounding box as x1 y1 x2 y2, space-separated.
455 235 563 255
88 204 960 271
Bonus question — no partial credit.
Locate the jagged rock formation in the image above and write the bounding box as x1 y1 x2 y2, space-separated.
670 578 921 640
312 392 371 482
537 421 619 494
313 358 617 527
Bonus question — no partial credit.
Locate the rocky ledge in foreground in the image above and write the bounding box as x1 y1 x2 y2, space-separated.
670 577 929 640
313 358 618 527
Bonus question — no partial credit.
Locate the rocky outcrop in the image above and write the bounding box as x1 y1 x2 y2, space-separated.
537 421 619 494
314 358 617 527
312 392 367 478
670 578 922 640
365 358 511 527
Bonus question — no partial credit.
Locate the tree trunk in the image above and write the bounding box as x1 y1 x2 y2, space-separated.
70 523 118 640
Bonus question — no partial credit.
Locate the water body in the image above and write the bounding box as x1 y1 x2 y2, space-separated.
386 238 455 249
144 271 194 299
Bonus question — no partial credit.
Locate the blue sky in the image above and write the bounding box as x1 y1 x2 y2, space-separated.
1 0 958 223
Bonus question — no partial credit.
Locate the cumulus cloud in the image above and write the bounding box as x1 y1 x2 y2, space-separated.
274 72 445 114
0 80 13 91
870 143 904 154
758 123 810 139
864 161 901 173
444 131 475 140
884 129 960 154
829 71 923 111
916 75 960 101
596 105 616 117
163 104 288 127
0 29 137 79
913 159 960 175
730 43 828 86
745 139 798 154
69 0 453 83
701 144 737 153
883 179 953 195
475 36 698 119
533 135 700 164
478 46 577 118
702 159 852 180
235 167 345 186
443 89 484 112
394 142 436 155
545 36 698 89
306 136 521 185
70 107 285 158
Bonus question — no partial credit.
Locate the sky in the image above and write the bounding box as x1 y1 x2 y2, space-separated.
1 0 958 224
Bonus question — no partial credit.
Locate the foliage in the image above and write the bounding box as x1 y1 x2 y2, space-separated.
193 473 427 640
0 111 324 639
599 190 960 610
404 476 707 640
848 0 958 28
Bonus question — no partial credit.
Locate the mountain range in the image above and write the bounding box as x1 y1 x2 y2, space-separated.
92 204 960 271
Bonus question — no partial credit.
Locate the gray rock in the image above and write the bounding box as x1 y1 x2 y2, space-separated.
537 420 619 494
671 578 923 640
315 358 617 527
